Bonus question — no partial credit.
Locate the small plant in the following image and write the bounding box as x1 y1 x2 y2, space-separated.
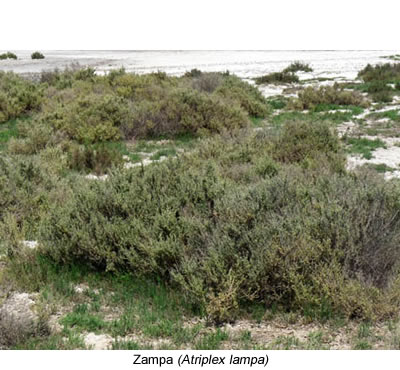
184 69 203 78
283 61 313 73
67 143 123 175
255 71 299 84
194 329 229 350
371 90 393 103
31 52 45 60
191 72 222 93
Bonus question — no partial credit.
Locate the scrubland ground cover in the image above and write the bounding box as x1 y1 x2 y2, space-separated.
2 61 400 349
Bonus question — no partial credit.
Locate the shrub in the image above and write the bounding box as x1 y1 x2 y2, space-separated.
121 88 249 139
39 92 129 143
174 166 400 321
357 64 400 102
255 72 299 85
0 155 66 240
67 143 123 175
271 120 343 166
283 61 313 73
364 81 394 102
35 68 266 141
31 52 45 60
36 122 400 322
40 64 96 89
184 69 203 78
213 75 270 117
0 72 42 123
7 121 54 155
289 84 369 110
0 52 17 60
191 72 222 93
366 81 391 93
0 308 49 349
371 90 393 103
358 63 400 83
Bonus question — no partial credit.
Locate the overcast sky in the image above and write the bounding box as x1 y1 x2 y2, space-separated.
2 0 399 50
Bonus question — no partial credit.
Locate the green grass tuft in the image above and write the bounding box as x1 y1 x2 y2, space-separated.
345 137 386 159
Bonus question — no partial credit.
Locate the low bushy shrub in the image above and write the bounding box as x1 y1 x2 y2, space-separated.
7 121 54 155
39 92 129 143
213 75 270 117
40 65 97 89
289 84 369 110
371 90 393 103
34 68 267 142
0 156 67 240
67 143 123 175
366 81 391 93
191 72 223 93
184 69 203 78
31 52 45 60
357 64 400 102
283 61 313 73
36 122 400 323
175 167 400 321
364 81 394 102
0 72 42 123
271 120 343 167
255 72 299 85
0 52 17 60
358 63 400 83
122 88 249 138
109 71 177 101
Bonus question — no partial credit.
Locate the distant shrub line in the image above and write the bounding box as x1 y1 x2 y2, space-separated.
0 67 269 173
1 67 269 143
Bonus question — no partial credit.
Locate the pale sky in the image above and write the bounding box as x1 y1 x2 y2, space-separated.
1 0 399 50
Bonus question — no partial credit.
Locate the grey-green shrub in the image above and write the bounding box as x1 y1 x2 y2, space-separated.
0 52 17 60
283 61 313 73
39 92 128 143
289 84 369 110
255 72 299 85
358 63 400 83
31 52 45 60
121 88 249 138
0 72 42 123
67 143 123 175
37 122 400 323
191 72 223 93
36 68 260 141
0 155 69 241
213 75 270 117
